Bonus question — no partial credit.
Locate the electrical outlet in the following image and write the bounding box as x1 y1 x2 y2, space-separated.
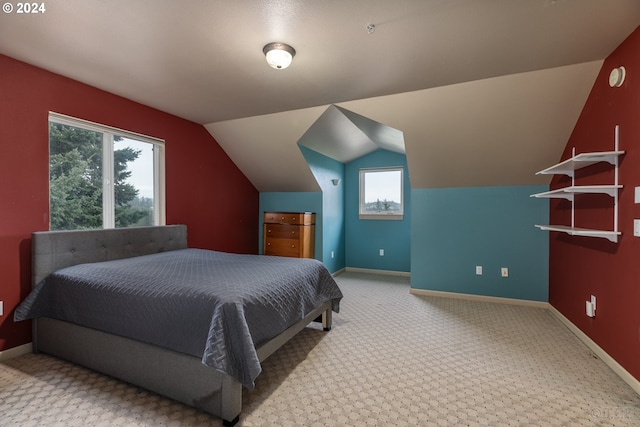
475 266 482 275
379 249 384 256
501 267 509 278
586 295 597 317
0 301 3 316
586 301 595 317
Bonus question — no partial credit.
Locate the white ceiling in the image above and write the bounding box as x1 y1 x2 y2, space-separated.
1 0 638 191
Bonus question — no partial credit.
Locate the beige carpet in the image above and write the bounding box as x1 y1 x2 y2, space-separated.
1 271 639 426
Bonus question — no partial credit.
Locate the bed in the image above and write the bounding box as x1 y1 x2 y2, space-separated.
14 225 342 426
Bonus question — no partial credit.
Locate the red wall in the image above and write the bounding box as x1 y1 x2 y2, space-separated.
0 54 259 351
549 27 640 381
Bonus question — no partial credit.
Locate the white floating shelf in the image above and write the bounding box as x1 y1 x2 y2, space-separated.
535 151 625 177
530 185 622 199
534 225 620 243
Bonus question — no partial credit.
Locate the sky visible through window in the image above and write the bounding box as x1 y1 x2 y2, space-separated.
116 137 154 199
364 169 401 204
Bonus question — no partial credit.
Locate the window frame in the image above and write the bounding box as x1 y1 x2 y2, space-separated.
359 166 404 220
48 112 166 229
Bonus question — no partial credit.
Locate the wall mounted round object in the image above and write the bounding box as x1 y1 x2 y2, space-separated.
609 66 626 87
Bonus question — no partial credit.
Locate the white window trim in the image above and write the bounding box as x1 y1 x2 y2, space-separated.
48 112 166 228
359 166 404 220
103 132 115 228
49 112 165 146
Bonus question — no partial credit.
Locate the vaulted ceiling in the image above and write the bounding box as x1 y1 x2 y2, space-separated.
297 105 405 164
1 1 638 191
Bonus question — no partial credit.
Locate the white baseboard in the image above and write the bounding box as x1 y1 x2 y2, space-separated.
331 267 346 277
344 267 411 277
548 305 640 395
0 343 32 362
409 287 549 309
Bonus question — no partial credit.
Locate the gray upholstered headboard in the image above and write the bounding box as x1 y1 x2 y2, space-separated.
32 225 188 287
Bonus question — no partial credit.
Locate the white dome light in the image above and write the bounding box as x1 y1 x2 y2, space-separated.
263 42 296 70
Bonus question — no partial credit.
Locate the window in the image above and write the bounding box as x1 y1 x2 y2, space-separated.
48 112 165 230
359 167 404 220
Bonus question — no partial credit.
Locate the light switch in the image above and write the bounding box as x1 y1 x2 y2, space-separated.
634 219 640 237
635 187 640 204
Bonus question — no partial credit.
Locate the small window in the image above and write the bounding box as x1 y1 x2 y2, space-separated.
48 112 165 230
359 167 404 220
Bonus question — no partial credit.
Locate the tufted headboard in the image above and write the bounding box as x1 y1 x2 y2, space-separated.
32 225 188 288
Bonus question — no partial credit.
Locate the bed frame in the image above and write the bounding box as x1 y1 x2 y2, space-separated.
30 225 333 426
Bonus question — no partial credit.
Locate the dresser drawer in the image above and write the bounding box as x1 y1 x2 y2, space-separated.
264 238 301 257
264 212 314 225
264 224 300 239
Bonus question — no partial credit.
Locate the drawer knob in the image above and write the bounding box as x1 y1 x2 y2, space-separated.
291 245 295 248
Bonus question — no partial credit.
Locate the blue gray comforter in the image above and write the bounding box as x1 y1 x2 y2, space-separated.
14 248 342 388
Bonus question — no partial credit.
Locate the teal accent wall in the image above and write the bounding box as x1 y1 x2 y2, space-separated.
345 150 411 273
410 185 549 301
259 192 322 257
299 146 345 273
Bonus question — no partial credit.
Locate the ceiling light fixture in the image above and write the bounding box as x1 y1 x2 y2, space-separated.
263 42 296 70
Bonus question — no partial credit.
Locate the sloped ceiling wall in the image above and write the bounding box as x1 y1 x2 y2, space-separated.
205 106 326 192
297 105 405 164
206 61 602 191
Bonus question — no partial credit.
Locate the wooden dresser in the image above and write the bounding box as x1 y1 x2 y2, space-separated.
263 212 315 258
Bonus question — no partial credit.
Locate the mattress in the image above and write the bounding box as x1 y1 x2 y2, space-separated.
15 248 343 388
